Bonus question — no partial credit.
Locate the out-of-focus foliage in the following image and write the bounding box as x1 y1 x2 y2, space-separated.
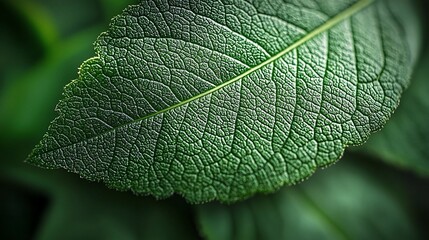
1 0 429 239
2 163 198 240
197 157 419 240
0 0 139 140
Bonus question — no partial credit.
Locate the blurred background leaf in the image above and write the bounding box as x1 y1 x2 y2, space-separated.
197 156 425 240
0 0 136 140
1 163 199 240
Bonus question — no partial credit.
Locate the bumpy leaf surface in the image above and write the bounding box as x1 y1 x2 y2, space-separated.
28 0 412 203
362 46 429 175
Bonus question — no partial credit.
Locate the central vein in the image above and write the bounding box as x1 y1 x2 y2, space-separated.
34 0 374 156
136 0 373 122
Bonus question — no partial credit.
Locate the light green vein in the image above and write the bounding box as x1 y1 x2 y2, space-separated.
32 0 373 157
128 0 373 123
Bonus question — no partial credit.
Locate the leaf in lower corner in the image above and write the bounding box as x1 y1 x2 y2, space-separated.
196 157 420 240
27 0 418 203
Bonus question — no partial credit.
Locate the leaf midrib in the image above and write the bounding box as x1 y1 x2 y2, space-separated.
131 0 373 123
33 0 373 157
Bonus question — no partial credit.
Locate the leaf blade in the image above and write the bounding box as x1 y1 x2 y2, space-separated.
28 0 414 203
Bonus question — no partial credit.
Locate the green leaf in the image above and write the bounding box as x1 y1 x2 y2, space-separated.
28 0 415 203
197 157 420 240
358 46 429 175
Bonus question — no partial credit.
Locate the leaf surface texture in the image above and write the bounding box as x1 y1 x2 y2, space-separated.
361 46 429 175
28 0 413 202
